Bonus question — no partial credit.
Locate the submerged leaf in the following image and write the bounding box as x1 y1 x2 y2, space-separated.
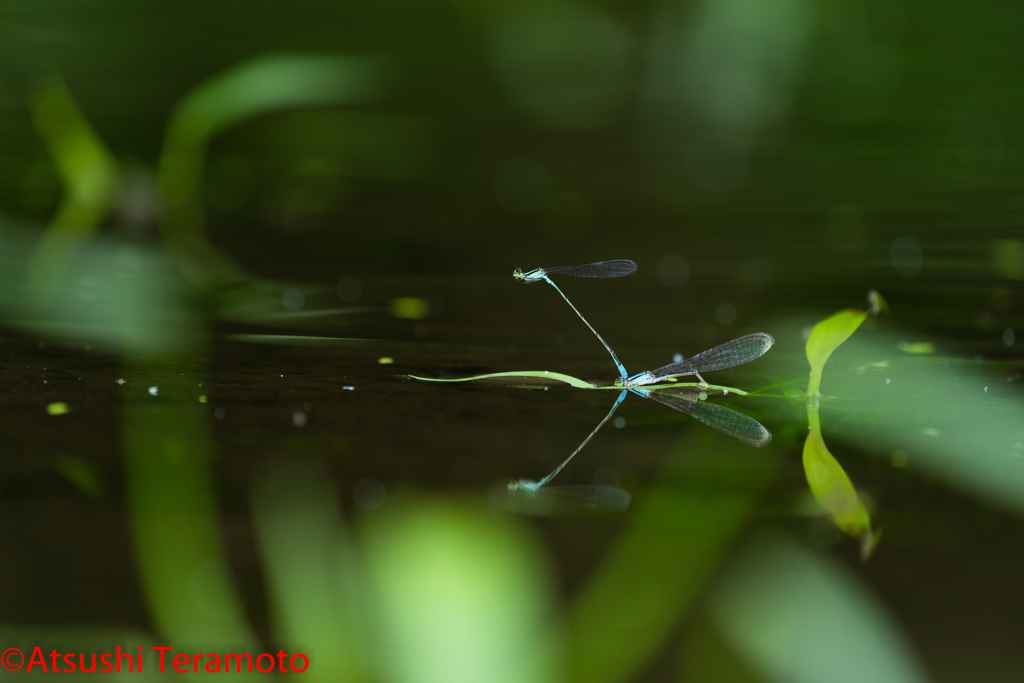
803 418 872 541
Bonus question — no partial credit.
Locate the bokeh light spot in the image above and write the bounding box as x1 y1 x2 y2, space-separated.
992 239 1024 280
890 235 923 276
392 297 430 320
715 302 737 326
282 287 305 311
656 253 691 288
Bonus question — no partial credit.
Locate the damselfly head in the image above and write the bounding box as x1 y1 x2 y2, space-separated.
512 268 525 281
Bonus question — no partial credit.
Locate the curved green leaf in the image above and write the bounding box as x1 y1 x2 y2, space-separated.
159 54 386 248
803 302 878 555
805 308 869 395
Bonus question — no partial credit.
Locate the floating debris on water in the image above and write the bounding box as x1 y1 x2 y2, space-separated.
46 402 69 415
148 386 158 396
391 297 430 320
896 341 935 354
342 385 355 390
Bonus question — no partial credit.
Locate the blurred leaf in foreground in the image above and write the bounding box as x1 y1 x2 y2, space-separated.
361 497 559 683
566 437 774 683
26 73 120 299
123 361 258 658
0 223 201 356
710 537 930 683
251 460 369 683
158 53 386 252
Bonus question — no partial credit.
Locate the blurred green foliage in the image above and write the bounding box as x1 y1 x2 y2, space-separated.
567 442 772 683
709 537 929 683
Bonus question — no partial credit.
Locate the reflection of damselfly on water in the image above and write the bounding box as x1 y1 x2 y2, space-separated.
510 260 774 504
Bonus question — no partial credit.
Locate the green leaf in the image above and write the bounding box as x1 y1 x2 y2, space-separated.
408 370 596 389
805 308 869 395
803 304 877 553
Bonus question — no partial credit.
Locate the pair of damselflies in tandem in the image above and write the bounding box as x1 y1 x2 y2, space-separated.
507 259 774 512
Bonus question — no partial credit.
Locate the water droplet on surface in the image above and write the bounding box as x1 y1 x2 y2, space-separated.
613 417 625 428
